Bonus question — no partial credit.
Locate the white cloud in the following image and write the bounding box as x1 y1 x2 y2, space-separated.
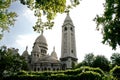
22 8 37 22
15 34 39 54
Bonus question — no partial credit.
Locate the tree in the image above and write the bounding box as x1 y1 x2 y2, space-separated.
75 53 95 68
94 0 120 49
79 71 102 80
92 55 110 72
110 65 120 79
20 0 80 32
0 0 17 39
74 62 83 68
82 53 95 67
0 46 27 77
111 53 120 67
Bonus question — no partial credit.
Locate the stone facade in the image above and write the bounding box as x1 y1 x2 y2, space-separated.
22 13 78 71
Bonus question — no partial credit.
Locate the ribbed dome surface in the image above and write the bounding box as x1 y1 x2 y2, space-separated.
35 33 47 45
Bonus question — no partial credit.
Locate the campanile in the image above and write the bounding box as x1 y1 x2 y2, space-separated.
60 13 78 69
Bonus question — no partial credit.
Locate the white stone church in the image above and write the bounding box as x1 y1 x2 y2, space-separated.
22 13 78 71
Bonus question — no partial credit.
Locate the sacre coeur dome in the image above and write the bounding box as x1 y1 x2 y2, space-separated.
35 33 48 46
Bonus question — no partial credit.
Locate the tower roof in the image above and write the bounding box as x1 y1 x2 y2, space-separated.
63 12 73 25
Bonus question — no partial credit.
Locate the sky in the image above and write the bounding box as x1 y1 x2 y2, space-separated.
1 0 120 62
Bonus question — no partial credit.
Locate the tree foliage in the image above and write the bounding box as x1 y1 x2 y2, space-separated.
75 53 95 68
0 0 80 40
20 0 80 32
3 66 104 79
76 54 110 72
92 55 110 72
79 71 102 80
110 65 120 79
0 0 17 39
0 46 27 77
82 53 95 67
94 0 120 49
111 53 120 67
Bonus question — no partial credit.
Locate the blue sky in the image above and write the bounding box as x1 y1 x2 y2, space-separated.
1 0 120 62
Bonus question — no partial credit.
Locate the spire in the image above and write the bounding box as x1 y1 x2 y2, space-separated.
66 9 69 15
53 46 55 52
26 46 28 51
63 11 73 25
41 30 43 35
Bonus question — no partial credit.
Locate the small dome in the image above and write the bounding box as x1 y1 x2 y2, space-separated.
51 47 58 59
36 55 60 63
22 46 29 57
32 45 40 52
35 33 47 46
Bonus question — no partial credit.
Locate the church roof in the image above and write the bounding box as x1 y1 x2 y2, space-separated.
36 55 60 63
35 32 47 46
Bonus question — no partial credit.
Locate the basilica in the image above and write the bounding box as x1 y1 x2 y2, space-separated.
22 13 78 71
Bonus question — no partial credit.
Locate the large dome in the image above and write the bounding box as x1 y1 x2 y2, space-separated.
35 33 47 44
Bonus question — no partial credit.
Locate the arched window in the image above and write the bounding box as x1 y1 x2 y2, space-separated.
38 68 40 71
71 27 73 31
71 50 73 53
34 67 36 71
48 68 51 71
64 27 67 31
57 68 59 71
37 54 39 57
44 67 47 71
53 68 55 71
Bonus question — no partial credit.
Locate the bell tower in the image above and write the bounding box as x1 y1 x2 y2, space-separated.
60 13 78 69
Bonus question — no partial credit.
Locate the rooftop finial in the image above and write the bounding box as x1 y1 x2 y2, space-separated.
53 46 55 51
26 46 28 51
66 10 69 15
41 30 44 35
